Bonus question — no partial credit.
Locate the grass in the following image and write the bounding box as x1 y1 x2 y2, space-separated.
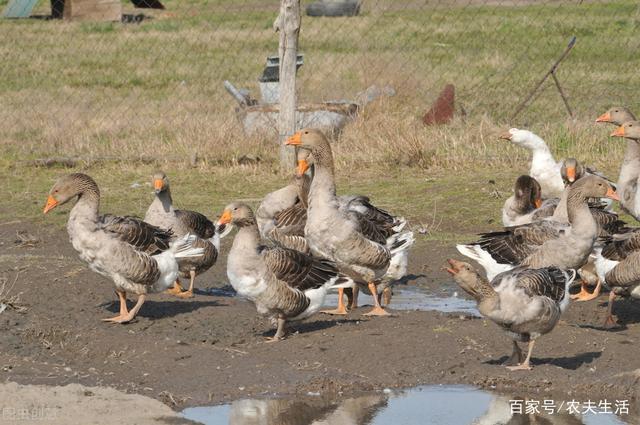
0 0 638 240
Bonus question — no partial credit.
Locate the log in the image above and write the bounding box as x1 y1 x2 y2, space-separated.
275 0 301 168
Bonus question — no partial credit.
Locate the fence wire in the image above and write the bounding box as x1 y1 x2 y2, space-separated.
0 0 638 160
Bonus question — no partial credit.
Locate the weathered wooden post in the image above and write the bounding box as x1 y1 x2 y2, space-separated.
274 0 301 168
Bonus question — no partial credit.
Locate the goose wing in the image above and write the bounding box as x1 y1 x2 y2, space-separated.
99 214 172 255
273 202 307 235
474 221 565 265
600 230 640 261
506 267 569 303
604 251 640 288
175 209 215 239
261 246 340 291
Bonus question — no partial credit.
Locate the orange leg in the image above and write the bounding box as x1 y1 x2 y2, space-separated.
381 286 392 307
603 291 618 328
102 290 128 322
349 286 359 310
321 288 348 315
570 279 602 302
363 282 391 316
104 295 146 324
175 270 195 299
164 279 184 295
265 316 287 343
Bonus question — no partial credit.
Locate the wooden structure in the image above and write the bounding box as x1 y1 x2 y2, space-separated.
63 0 121 21
274 0 301 168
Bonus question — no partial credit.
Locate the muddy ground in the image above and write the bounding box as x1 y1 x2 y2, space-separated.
1 221 639 413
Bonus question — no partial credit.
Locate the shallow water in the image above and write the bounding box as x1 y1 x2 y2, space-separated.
181 385 631 425
323 283 479 316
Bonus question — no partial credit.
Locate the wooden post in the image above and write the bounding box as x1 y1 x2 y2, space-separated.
274 0 301 168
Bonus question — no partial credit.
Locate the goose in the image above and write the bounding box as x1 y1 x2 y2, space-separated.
457 175 619 280
446 259 575 371
608 120 640 220
43 173 204 323
256 150 311 253
285 128 414 316
500 128 564 198
502 175 543 227
296 153 410 310
594 230 640 327
144 171 221 298
217 202 353 341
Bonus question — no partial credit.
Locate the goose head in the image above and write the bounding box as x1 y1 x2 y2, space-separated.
560 158 585 185
217 202 256 229
570 175 619 201
152 171 170 194
43 173 99 214
514 175 542 209
595 107 635 126
285 128 330 152
445 259 486 300
499 128 545 150
611 121 640 141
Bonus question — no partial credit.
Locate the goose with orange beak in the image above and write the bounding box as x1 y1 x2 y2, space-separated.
256 150 312 253
42 173 204 323
446 259 575 371
285 129 414 317
218 202 353 341
144 171 222 298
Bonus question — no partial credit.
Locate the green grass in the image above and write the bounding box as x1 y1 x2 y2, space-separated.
0 0 638 239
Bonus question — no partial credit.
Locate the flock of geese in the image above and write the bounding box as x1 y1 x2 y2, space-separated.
41 107 640 371
43 129 414 341
449 106 640 370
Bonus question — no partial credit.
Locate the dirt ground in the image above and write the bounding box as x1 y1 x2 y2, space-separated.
1 220 639 414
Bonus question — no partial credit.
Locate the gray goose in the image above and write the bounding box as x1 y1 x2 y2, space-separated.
457 175 620 280
297 152 410 310
596 108 640 220
285 129 414 316
446 259 574 371
217 202 352 341
501 175 543 227
144 171 220 298
43 173 203 323
256 150 311 254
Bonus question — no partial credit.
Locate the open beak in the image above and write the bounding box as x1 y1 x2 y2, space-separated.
566 167 576 183
217 209 232 226
606 187 620 201
445 258 463 275
534 198 542 209
296 159 309 176
285 132 302 146
153 179 164 193
611 126 625 138
499 131 512 141
595 112 611 123
43 195 58 214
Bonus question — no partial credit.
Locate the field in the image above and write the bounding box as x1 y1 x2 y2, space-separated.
1 0 640 422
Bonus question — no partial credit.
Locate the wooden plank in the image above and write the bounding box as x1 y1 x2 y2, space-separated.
275 0 301 168
64 0 122 21
2 0 39 18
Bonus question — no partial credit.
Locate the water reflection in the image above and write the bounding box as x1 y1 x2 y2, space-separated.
182 386 631 425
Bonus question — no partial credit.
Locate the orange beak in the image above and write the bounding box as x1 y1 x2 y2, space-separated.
285 132 302 146
566 167 576 183
499 131 512 141
296 159 309 176
595 112 611 123
153 179 164 191
445 258 463 275
217 209 232 226
534 199 542 209
606 187 620 201
611 126 625 138
43 195 58 214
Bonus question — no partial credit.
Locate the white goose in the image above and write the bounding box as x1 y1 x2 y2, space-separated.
500 128 564 198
